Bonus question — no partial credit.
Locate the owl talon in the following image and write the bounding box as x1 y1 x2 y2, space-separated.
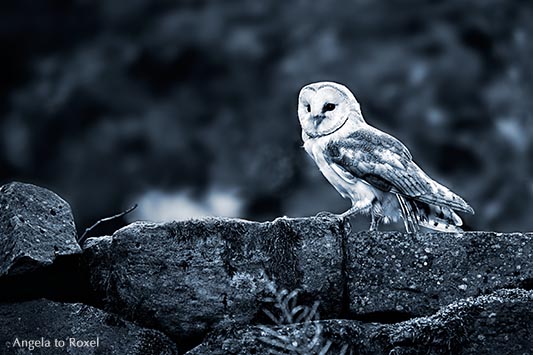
315 211 336 218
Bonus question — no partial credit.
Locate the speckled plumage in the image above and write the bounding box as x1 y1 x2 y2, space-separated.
298 81 474 232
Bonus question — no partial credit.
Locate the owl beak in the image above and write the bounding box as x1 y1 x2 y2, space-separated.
312 114 326 128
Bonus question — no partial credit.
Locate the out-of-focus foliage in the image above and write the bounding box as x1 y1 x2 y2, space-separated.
0 0 532 232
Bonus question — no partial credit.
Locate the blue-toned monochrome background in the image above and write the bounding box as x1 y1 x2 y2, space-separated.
0 1 532 233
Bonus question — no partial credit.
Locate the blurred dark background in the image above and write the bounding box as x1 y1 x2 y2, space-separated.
1 0 532 234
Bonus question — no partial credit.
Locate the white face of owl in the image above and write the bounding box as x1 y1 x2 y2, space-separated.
298 82 363 138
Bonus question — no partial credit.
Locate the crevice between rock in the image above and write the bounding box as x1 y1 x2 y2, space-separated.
0 254 97 306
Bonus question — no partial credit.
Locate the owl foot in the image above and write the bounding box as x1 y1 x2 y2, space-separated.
314 211 337 218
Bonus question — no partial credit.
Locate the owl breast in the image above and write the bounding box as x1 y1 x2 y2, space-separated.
304 136 400 222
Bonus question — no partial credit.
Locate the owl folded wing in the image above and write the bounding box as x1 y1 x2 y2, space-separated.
325 127 474 214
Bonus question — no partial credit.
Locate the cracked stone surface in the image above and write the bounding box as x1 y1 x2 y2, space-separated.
0 299 178 355
82 216 347 346
0 182 81 277
186 289 533 355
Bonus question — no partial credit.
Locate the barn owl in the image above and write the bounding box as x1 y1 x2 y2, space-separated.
298 81 474 232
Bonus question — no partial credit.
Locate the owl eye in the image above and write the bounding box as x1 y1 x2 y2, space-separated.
305 104 311 112
323 103 336 112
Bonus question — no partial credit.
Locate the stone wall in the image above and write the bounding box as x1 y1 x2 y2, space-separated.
0 182 531 354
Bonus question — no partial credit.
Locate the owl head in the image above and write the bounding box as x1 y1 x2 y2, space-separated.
298 81 364 138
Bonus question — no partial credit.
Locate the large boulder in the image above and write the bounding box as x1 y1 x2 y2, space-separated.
0 182 80 277
347 231 533 318
0 299 178 355
82 216 347 347
186 289 533 355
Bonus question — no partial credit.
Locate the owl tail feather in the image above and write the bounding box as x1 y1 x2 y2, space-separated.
416 202 464 232
396 195 419 233
397 195 464 233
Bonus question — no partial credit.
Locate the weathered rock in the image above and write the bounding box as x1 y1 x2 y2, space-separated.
0 182 80 277
0 299 178 354
186 289 533 355
347 231 533 318
83 217 533 350
82 216 347 347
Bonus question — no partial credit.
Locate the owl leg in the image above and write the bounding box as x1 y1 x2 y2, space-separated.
339 206 363 219
369 213 380 231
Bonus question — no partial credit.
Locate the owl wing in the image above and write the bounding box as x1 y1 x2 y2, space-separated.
325 126 474 214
